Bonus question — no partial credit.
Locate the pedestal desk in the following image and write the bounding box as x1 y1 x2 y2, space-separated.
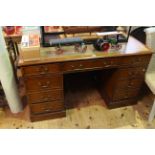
18 37 152 122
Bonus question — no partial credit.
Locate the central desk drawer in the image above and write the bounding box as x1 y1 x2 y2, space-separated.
28 90 63 104
25 74 63 92
30 101 64 114
23 63 61 76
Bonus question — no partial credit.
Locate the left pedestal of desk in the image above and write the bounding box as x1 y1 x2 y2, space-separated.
21 63 66 122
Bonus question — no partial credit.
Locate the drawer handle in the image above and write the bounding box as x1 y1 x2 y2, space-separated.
38 66 49 74
102 62 107 65
42 97 50 101
142 68 146 72
71 65 75 68
42 85 49 88
104 65 111 68
38 81 50 88
44 67 49 71
79 64 83 67
43 109 51 112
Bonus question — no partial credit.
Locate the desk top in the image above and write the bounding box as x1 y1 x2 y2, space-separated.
18 36 152 67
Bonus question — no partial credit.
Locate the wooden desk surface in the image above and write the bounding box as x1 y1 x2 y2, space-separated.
18 36 152 67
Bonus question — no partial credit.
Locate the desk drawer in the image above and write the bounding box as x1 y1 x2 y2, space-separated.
113 88 140 101
94 58 121 68
30 101 64 114
25 74 63 92
115 78 143 89
115 67 146 79
28 90 63 104
62 60 93 72
121 55 151 67
23 63 61 76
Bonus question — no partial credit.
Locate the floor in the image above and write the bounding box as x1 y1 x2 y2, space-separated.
0 74 155 129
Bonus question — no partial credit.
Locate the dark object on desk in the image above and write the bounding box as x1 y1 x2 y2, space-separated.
49 37 84 46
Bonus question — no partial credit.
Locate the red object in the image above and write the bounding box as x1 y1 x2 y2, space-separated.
3 26 15 35
102 42 110 51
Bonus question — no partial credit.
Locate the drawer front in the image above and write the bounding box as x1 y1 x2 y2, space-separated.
113 88 140 101
62 60 93 72
115 78 143 89
28 90 63 104
23 63 61 76
116 67 146 79
62 58 121 72
121 55 151 67
25 74 63 92
92 57 121 68
30 101 64 114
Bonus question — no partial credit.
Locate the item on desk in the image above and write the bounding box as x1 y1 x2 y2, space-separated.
55 45 64 55
81 43 87 53
20 34 40 61
94 38 110 51
74 43 81 53
74 43 87 53
101 42 110 51
49 37 83 46
93 38 104 51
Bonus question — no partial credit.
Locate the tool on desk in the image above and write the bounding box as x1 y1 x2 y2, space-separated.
49 37 84 46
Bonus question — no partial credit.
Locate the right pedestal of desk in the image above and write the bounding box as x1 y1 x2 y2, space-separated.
99 55 151 109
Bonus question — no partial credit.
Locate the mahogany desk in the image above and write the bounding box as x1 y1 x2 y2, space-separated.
18 37 152 122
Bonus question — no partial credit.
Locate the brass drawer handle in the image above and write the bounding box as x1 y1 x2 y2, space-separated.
42 97 50 101
38 81 50 88
43 109 51 112
104 65 111 68
103 61 107 65
71 65 75 68
79 64 83 67
38 66 49 74
142 68 146 72
44 67 49 71
128 81 134 87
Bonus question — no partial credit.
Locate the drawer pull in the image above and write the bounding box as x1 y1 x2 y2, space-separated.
38 66 49 74
43 109 51 112
38 81 50 88
71 65 75 68
44 67 49 71
41 85 49 88
42 97 50 101
79 64 83 67
104 65 111 68
142 68 146 72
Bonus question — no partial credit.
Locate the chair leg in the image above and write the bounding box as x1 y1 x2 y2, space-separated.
148 99 155 122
